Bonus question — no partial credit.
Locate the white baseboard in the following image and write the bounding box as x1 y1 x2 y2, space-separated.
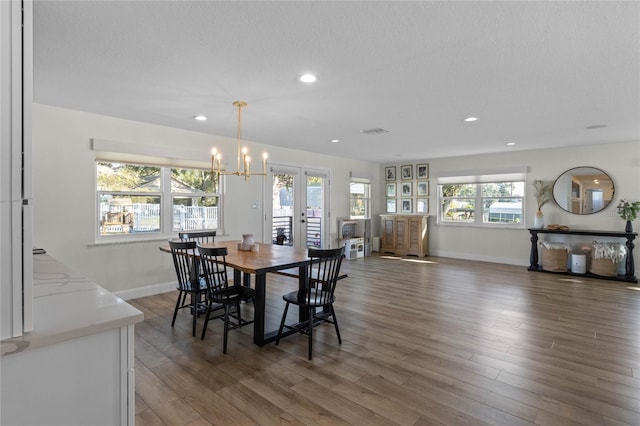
429 250 528 267
114 281 175 301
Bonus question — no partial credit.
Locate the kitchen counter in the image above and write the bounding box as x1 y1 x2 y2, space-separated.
0 253 143 425
1 253 143 356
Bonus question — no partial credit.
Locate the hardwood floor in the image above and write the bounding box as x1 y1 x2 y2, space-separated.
129 254 640 425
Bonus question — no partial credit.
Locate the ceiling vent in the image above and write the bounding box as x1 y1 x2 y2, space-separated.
360 128 390 135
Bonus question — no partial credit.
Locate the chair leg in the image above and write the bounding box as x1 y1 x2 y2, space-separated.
236 302 242 327
330 304 342 344
171 291 182 327
223 304 230 354
201 301 211 340
191 293 198 337
308 307 314 360
275 302 290 346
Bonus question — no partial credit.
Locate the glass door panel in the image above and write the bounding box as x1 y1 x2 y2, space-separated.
266 166 329 249
305 174 325 248
270 171 296 247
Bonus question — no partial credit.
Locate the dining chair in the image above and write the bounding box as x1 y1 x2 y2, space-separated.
275 246 346 360
178 230 216 244
198 246 255 353
168 239 207 337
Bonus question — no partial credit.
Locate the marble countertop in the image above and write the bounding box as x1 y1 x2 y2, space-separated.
1 254 143 356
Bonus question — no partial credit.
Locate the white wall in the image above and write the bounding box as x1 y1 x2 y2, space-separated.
33 103 640 296
386 140 640 268
32 103 381 296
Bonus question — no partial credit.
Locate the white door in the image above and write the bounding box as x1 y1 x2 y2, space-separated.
584 189 604 213
265 165 330 248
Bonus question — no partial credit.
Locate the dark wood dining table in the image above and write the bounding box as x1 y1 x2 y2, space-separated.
160 240 310 346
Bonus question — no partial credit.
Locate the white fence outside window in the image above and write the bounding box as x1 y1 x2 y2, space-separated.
100 202 218 234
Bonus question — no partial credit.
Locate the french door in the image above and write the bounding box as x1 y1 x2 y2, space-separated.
265 165 330 249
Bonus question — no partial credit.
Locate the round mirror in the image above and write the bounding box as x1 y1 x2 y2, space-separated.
552 166 615 214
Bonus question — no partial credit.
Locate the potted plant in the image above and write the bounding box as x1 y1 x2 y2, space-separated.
533 180 552 228
617 199 640 232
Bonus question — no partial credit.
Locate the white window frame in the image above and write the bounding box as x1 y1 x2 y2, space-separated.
437 168 527 229
349 179 371 219
95 161 222 242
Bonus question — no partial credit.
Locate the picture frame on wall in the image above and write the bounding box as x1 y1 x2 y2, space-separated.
401 198 412 213
417 163 429 180
401 164 412 180
416 198 429 214
386 183 396 197
401 182 412 196
386 198 397 213
416 181 429 196
385 166 396 181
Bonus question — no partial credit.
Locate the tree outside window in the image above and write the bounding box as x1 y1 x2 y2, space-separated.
439 181 524 226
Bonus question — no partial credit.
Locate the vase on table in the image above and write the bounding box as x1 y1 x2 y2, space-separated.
534 210 544 229
625 220 633 233
241 233 254 250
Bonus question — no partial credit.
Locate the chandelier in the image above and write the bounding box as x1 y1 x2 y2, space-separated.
210 101 268 185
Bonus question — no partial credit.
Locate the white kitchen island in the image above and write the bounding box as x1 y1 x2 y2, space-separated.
0 253 144 425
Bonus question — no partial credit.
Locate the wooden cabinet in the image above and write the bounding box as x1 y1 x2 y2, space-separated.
380 215 428 257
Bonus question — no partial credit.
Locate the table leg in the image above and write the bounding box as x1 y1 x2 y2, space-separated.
528 230 540 271
253 273 266 346
625 235 636 281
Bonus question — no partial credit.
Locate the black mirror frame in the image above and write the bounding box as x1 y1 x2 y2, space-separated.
552 166 615 215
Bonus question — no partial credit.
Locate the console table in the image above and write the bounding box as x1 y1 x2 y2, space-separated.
528 228 637 283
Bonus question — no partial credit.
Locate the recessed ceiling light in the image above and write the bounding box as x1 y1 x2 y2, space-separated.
299 73 317 83
193 115 207 121
463 116 479 122
506 142 516 146
330 139 340 143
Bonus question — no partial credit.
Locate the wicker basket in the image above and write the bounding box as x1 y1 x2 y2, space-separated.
589 256 619 277
541 246 569 272
589 242 625 277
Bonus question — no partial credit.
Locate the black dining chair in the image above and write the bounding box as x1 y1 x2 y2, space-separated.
168 239 207 337
275 246 346 360
198 246 255 353
178 230 216 244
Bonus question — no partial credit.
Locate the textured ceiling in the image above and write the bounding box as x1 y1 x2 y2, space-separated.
33 1 640 163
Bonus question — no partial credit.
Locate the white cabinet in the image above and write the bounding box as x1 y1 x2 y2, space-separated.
1 0 34 340
1 254 143 425
1 325 136 425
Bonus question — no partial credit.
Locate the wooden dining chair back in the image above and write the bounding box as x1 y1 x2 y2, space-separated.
168 239 206 336
198 245 255 353
276 246 346 360
178 230 216 244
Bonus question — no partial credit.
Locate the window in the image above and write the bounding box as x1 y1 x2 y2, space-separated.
171 167 219 232
437 169 526 227
439 181 524 226
97 162 219 238
350 181 370 219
